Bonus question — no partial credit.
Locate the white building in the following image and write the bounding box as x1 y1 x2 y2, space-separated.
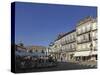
49 16 97 62
74 16 97 61
60 30 76 62
49 38 62 60
49 30 76 62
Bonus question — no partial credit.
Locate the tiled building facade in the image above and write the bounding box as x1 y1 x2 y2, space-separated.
49 16 97 62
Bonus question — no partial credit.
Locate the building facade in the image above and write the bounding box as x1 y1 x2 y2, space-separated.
74 17 97 61
60 30 76 62
48 38 62 60
15 44 28 52
49 30 76 62
27 45 47 55
49 16 97 62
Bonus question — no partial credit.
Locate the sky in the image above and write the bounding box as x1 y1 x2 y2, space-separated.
15 2 97 47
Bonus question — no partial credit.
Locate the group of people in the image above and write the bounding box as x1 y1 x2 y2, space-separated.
16 55 58 69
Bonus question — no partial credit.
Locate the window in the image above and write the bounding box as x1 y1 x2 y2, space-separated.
92 32 96 39
77 27 81 34
81 35 84 42
82 26 85 33
85 43 88 50
35 49 38 52
65 36 68 43
69 35 72 42
70 34 72 42
93 40 97 50
90 31 97 40
77 45 81 50
68 44 70 50
82 44 86 50
70 44 72 49
71 44 73 49
41 50 44 53
83 35 86 41
62 46 64 51
66 45 68 50
64 46 66 51
83 34 89 42
72 43 75 49
92 22 97 30
77 36 81 43
95 40 97 50
73 33 76 40
88 33 91 41
87 43 90 50
95 31 97 39
86 23 91 32
68 35 70 43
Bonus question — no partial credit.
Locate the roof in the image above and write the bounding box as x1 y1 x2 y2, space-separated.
16 45 27 51
26 45 47 50
15 50 47 57
55 29 76 41
77 16 94 27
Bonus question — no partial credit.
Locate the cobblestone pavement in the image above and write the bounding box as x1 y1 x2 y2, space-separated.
16 62 97 73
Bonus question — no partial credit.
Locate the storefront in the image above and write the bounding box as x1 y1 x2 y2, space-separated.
74 51 97 61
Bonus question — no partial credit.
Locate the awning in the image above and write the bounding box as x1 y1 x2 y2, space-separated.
74 51 97 57
74 51 90 57
92 51 97 55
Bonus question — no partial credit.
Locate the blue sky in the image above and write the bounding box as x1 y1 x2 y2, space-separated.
15 2 97 46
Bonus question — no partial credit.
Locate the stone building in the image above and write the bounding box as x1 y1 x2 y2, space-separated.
27 45 47 55
49 30 76 62
74 16 97 61
49 16 97 62
15 44 27 52
60 30 76 62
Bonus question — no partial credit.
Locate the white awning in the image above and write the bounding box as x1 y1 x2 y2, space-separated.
74 51 90 56
92 51 97 55
74 51 97 57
